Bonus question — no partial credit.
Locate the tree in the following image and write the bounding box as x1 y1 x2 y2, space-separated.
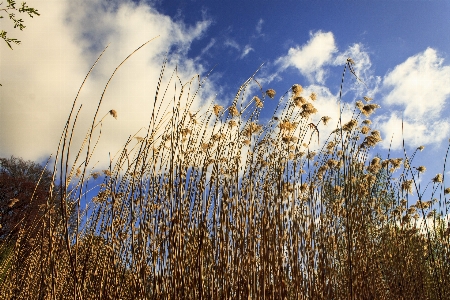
0 0 39 86
0 156 52 243
0 0 40 50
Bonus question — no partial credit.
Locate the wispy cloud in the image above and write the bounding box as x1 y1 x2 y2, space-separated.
198 38 216 57
224 39 240 51
255 18 264 35
333 43 381 96
240 44 254 59
377 48 450 149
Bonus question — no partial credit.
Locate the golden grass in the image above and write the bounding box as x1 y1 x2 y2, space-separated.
1 43 450 300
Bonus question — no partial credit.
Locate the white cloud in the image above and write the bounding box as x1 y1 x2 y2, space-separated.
276 31 337 84
256 18 264 34
224 39 240 51
375 113 450 150
383 48 450 120
333 43 381 96
198 38 216 57
274 31 379 93
240 44 254 59
377 48 450 149
0 0 212 168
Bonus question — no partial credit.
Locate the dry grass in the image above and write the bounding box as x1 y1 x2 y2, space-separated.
1 43 450 300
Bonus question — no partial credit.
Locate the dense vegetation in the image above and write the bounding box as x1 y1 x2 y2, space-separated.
1 43 449 299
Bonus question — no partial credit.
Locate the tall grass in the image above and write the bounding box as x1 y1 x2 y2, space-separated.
1 43 450 299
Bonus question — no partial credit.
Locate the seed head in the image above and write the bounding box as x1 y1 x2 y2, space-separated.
334 185 343 194
310 92 317 101
361 104 380 117
300 183 309 193
343 119 358 132
292 84 303 96
213 104 224 116
432 173 443 183
229 105 239 117
361 130 382 148
266 89 276 99
327 159 339 168
401 180 414 194
321 116 331 125
306 151 316 160
201 143 211 152
181 128 191 137
229 120 237 127
109 109 118 119
253 96 263 108
282 135 298 143
417 166 426 173
294 96 307 107
363 96 373 102
8 198 19 208
279 120 297 132
417 145 425 151
242 122 262 137
189 112 198 124
212 133 224 142
300 103 318 118
361 126 370 135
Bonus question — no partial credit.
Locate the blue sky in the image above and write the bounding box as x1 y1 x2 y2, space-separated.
1 0 450 186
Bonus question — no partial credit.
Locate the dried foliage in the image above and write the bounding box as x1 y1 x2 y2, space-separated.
1 44 450 300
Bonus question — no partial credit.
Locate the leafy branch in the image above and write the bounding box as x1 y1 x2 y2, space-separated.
0 0 40 50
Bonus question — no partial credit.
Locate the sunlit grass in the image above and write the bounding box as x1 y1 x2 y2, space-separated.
1 42 449 300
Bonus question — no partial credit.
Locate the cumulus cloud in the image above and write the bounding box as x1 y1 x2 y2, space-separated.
0 0 213 168
383 48 450 120
276 31 337 84
377 48 450 149
275 31 378 93
376 113 450 150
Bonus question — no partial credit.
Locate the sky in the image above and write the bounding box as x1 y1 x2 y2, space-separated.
1 0 450 186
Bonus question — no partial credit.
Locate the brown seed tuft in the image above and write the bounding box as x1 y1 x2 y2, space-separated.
253 96 263 108
109 109 118 119
213 104 224 116
321 116 331 125
8 198 19 208
266 89 276 99
229 105 239 117
292 84 303 96
432 173 443 183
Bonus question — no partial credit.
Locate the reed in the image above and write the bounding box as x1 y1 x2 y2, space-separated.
1 43 449 300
